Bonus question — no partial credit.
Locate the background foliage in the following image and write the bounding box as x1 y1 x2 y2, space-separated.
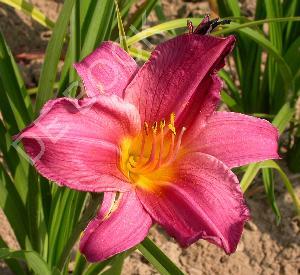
0 0 299 274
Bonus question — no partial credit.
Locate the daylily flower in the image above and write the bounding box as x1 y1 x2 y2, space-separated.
15 19 279 262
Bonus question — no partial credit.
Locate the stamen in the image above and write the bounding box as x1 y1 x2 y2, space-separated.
163 132 175 164
168 112 176 135
172 127 186 159
152 121 158 134
135 122 149 167
144 122 149 136
139 126 158 172
155 120 166 169
164 127 186 166
187 20 194 34
136 122 149 167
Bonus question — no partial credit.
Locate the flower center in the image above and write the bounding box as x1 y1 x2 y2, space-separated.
119 113 186 192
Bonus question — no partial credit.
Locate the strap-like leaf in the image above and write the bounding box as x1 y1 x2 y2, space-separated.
35 0 76 113
0 0 55 29
0 164 30 249
0 248 51 275
114 0 129 52
137 237 184 275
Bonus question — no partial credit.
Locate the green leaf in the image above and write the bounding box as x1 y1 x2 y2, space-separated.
55 191 87 270
216 0 241 17
272 103 295 133
240 102 295 191
0 233 26 274
240 162 261 193
154 0 177 36
213 17 300 36
35 0 76 114
53 193 101 271
48 188 75 267
241 160 300 216
80 0 115 59
72 252 88 275
137 237 184 275
0 119 29 203
0 163 30 249
58 0 115 98
128 46 151 61
26 170 42 253
84 259 113 275
114 0 129 52
69 0 81 79
220 91 243 112
260 160 300 216
218 69 243 110
127 17 300 46
0 0 55 29
84 248 135 275
0 31 32 129
284 36 300 78
125 0 158 37
0 248 51 275
287 137 300 173
220 24 293 95
127 18 200 46
101 253 126 275
262 168 281 224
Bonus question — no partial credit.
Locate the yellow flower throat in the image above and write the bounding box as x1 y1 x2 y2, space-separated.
119 113 186 192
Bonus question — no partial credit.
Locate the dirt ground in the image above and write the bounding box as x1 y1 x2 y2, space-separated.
0 1 300 274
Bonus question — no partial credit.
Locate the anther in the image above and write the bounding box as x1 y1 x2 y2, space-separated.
187 20 194 34
168 113 176 135
160 119 166 129
152 121 158 134
144 122 149 136
192 15 231 35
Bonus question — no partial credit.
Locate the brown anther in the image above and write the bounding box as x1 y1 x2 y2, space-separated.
168 113 176 135
152 121 158 134
187 20 194 34
144 122 149 136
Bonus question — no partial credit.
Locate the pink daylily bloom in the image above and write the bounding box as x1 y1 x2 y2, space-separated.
15 20 279 262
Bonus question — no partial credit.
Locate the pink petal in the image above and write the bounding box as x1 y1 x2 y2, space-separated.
74 42 138 97
136 152 250 254
14 95 141 192
80 191 152 262
124 34 234 124
176 74 222 136
189 112 279 168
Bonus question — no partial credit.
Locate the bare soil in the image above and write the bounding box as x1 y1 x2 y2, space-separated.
0 1 300 274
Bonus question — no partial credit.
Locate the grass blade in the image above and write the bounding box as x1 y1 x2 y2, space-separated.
127 17 300 46
114 0 129 52
137 237 184 275
240 102 295 192
0 237 25 275
0 164 30 249
260 160 300 216
80 0 115 59
0 248 51 275
0 31 32 129
125 0 158 36
0 0 55 29
56 193 102 271
35 0 76 114
262 168 281 224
